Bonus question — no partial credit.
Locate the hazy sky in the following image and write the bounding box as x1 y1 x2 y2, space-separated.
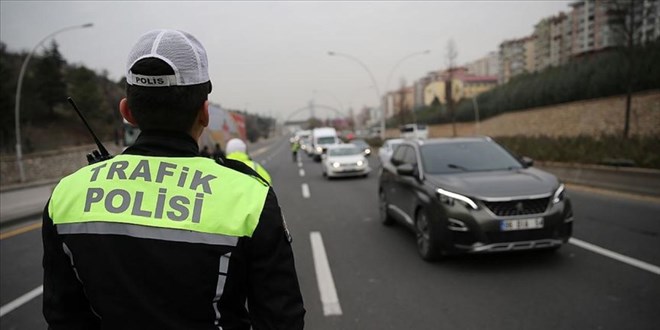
1 1 571 120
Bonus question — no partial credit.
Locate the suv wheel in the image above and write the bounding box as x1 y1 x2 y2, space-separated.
415 208 443 261
379 190 394 226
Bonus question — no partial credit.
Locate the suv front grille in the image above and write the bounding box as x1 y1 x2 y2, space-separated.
483 197 550 217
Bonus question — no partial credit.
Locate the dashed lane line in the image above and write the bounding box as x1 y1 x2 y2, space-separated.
310 232 342 316
299 169 305 177
301 183 310 199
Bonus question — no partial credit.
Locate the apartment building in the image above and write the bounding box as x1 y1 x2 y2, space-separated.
383 87 415 120
498 35 536 84
423 67 497 106
465 51 500 77
566 0 620 56
531 0 659 73
534 12 570 72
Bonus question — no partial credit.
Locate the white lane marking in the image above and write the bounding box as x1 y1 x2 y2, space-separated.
301 183 310 199
299 169 305 177
298 161 303 167
0 285 43 318
569 238 660 276
310 232 343 316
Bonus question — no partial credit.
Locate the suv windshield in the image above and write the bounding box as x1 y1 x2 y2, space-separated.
420 140 523 174
329 147 361 156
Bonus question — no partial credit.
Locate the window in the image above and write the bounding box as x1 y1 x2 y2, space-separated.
402 146 418 165
317 136 336 145
391 145 407 166
420 140 523 174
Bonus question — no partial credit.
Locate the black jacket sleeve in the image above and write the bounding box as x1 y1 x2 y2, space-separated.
42 201 100 330
246 188 305 329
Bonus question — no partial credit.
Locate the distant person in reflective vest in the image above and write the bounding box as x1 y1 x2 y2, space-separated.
225 138 272 185
42 29 304 329
291 140 300 162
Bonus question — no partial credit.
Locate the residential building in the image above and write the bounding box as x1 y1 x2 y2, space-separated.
567 0 620 56
465 51 500 77
413 77 431 110
534 12 569 72
498 35 536 83
423 67 497 106
384 87 415 119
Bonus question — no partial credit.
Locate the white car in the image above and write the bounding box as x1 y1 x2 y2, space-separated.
321 144 370 179
378 138 404 166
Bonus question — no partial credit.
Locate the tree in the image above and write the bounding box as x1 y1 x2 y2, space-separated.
445 38 458 136
608 0 656 138
0 43 18 152
35 40 67 119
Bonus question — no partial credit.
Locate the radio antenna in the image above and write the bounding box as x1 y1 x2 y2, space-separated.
67 97 111 159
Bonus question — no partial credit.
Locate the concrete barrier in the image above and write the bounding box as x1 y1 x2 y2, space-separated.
536 162 660 197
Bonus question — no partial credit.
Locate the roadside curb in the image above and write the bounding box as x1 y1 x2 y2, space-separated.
0 211 43 230
0 178 60 193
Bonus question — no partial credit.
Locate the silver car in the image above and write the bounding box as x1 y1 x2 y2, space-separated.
322 144 371 179
378 138 404 166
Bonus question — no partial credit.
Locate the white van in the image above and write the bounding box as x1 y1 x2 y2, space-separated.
311 127 340 161
399 123 428 140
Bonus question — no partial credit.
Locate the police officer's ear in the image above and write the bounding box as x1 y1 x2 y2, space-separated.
119 98 138 126
199 100 209 128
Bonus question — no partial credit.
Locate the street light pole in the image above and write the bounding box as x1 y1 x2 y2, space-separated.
384 50 430 127
384 50 431 94
327 51 385 140
312 89 344 114
14 23 93 182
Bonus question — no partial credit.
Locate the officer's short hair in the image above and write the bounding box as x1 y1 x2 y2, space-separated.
126 58 211 132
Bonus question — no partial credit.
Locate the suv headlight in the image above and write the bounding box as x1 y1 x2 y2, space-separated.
436 188 478 210
552 184 565 204
357 160 364 167
316 146 323 153
332 162 340 168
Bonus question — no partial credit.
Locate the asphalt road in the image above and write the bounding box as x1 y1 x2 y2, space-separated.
1 137 659 329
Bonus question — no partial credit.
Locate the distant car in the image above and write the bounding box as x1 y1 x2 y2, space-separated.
349 139 372 157
312 127 340 162
378 137 573 261
378 138 404 166
322 144 371 179
400 123 428 140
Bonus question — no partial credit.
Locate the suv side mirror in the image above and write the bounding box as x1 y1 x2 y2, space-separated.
521 156 534 167
396 163 415 176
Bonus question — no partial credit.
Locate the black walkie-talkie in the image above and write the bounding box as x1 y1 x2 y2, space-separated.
67 97 113 164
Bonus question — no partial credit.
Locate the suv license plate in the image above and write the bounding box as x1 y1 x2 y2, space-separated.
500 218 544 231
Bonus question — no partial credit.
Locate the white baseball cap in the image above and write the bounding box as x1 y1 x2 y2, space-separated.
126 29 210 87
226 138 247 155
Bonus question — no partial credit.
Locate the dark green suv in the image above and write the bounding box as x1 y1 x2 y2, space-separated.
378 137 573 261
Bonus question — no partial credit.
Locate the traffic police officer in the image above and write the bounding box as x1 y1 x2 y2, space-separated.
42 29 305 329
225 138 272 185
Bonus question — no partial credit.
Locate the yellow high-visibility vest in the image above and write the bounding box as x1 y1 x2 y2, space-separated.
49 154 269 239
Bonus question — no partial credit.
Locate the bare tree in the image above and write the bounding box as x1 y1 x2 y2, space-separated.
608 0 656 138
445 38 458 136
397 77 410 125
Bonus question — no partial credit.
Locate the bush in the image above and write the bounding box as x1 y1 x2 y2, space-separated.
493 134 660 169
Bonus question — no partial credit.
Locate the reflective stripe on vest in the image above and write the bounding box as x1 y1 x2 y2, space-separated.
49 154 269 238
